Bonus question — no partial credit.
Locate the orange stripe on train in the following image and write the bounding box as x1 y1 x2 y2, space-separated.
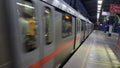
29 36 81 68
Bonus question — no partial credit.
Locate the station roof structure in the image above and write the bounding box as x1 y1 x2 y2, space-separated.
65 0 120 24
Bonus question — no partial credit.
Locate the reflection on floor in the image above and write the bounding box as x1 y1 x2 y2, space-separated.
63 30 120 68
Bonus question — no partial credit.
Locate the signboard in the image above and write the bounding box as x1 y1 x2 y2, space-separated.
110 4 120 14
102 11 110 16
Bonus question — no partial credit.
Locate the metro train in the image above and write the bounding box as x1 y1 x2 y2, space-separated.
0 0 94 68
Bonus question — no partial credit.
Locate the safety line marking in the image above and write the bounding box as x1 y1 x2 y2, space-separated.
80 44 92 68
88 61 120 66
81 34 94 68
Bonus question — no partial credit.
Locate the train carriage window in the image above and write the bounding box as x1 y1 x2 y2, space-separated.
76 19 79 33
62 14 72 38
43 7 53 45
81 23 83 31
79 22 80 32
81 20 85 31
17 0 37 52
78 21 80 32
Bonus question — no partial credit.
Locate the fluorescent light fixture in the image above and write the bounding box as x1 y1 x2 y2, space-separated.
98 5 101 8
97 11 100 13
97 0 103 20
98 0 103 4
97 13 100 19
16 2 34 9
102 11 110 16
98 7 101 10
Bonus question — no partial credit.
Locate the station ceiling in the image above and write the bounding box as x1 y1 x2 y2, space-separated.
81 0 120 23
80 0 97 23
65 0 120 24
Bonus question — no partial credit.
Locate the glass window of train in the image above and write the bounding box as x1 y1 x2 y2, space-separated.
76 19 79 33
16 0 37 52
81 22 84 31
62 14 72 38
78 22 80 33
43 7 53 45
81 20 85 31
78 21 80 32
77 21 80 32
79 21 81 32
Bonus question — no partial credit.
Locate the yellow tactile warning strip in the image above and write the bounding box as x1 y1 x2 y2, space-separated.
88 61 120 67
80 43 92 68
80 33 95 68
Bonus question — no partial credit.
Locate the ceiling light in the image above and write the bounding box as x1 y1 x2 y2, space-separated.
98 7 101 10
98 5 101 8
97 13 100 19
98 0 103 4
102 11 110 16
97 11 100 13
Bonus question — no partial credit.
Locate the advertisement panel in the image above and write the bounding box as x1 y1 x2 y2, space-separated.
110 4 120 14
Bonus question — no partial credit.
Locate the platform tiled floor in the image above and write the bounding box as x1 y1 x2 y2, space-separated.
63 30 120 68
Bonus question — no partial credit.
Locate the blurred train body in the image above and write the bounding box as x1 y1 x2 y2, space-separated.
0 0 94 68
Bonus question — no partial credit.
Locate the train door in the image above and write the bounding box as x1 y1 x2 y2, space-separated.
84 22 87 39
86 23 89 37
53 8 75 67
85 23 88 36
6 0 42 68
80 21 83 42
35 1 55 68
81 20 85 41
79 20 83 43
74 18 81 49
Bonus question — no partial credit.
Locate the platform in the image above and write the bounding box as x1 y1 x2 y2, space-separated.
63 30 120 68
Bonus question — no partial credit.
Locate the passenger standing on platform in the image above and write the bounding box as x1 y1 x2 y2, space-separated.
103 16 109 33
108 18 114 37
105 21 109 33
104 21 109 33
108 24 113 36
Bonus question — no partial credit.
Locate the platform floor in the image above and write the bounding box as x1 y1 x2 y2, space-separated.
63 30 120 68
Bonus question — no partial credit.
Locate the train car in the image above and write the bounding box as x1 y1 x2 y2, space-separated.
0 0 93 68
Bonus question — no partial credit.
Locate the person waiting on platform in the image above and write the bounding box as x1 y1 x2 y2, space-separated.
108 18 114 37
